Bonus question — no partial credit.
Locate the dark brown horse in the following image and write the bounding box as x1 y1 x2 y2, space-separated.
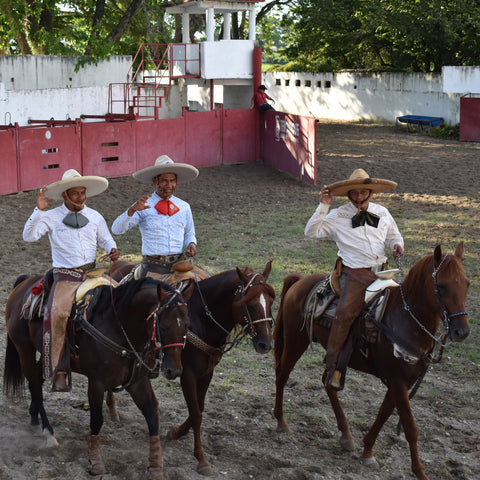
108 261 276 475
273 243 470 480
4 275 190 480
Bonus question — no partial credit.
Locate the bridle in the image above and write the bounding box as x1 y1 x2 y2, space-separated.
396 254 468 352
76 285 187 373
144 285 188 352
194 272 273 352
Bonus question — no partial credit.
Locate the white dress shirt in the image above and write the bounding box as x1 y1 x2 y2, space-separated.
111 193 197 256
305 201 404 269
23 204 117 268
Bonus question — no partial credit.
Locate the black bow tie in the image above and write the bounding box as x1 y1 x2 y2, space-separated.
352 210 380 228
63 212 89 228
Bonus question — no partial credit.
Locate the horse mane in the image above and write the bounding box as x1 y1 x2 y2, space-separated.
402 254 433 288
403 249 461 287
92 277 171 315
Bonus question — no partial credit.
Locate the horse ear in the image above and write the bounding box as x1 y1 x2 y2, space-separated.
454 241 464 260
158 286 168 303
433 244 443 264
262 260 273 280
236 267 248 283
183 283 195 300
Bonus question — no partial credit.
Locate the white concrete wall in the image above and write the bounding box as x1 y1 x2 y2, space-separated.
0 55 131 90
443 66 480 94
1 55 465 127
263 71 461 125
1 85 112 124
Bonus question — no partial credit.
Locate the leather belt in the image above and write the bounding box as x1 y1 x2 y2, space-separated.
142 254 184 268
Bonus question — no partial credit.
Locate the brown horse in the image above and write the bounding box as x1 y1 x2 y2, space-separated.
108 261 276 475
4 275 190 480
273 243 470 480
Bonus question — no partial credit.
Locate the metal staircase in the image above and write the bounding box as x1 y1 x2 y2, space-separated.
108 43 201 120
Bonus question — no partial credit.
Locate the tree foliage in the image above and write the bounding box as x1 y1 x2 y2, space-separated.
279 0 480 72
0 0 175 56
2 0 478 73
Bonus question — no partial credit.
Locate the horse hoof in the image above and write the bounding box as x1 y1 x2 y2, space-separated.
166 428 176 441
359 456 379 468
197 465 214 476
340 437 355 452
42 429 59 447
89 463 107 475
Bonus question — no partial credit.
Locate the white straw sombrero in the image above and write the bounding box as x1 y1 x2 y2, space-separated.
327 169 397 196
133 155 199 184
45 169 108 200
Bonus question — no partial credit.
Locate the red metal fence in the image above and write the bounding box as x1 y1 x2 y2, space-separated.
0 108 317 196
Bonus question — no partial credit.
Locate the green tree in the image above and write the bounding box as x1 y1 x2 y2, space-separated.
281 0 480 72
0 0 175 56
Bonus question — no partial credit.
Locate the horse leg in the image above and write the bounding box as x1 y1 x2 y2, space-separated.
21 347 58 447
273 330 309 433
360 387 396 468
87 382 107 475
385 384 429 480
128 379 163 480
167 368 199 441
323 372 355 451
168 368 214 476
105 390 120 422
190 372 215 476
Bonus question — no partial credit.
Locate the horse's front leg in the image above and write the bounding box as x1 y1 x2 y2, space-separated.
274 331 309 433
128 378 163 480
191 371 215 476
387 384 429 480
323 370 355 451
87 381 107 475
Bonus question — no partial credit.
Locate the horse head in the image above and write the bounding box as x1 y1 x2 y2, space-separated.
155 282 190 379
234 260 276 354
432 241 470 343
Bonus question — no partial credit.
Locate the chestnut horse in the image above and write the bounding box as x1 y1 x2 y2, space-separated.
108 261 276 475
273 243 470 480
4 275 190 480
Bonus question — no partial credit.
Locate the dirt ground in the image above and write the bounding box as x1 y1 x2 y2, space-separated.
0 121 479 480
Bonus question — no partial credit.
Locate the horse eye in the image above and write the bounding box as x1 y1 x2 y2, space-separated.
437 282 447 296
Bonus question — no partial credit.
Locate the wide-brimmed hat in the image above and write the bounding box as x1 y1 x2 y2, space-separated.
45 169 108 200
327 168 397 196
133 155 199 184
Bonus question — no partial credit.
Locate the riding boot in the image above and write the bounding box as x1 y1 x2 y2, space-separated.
148 435 164 480
52 370 70 392
324 266 375 391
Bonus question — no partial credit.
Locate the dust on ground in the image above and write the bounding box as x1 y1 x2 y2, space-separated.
0 121 479 480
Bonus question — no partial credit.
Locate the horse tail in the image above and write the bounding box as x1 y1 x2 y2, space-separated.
3 336 26 400
273 273 303 368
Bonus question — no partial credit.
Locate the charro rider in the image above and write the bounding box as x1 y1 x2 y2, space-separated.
23 169 120 392
305 168 404 391
112 155 205 280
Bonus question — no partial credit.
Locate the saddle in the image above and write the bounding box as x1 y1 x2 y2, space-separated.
303 269 399 345
126 260 211 288
22 268 118 321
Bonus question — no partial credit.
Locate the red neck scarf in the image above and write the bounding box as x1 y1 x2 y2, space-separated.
154 199 179 216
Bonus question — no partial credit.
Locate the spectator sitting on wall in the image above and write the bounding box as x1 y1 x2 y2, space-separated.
250 84 275 112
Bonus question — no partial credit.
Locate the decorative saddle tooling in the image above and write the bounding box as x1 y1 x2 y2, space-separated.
303 269 399 346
